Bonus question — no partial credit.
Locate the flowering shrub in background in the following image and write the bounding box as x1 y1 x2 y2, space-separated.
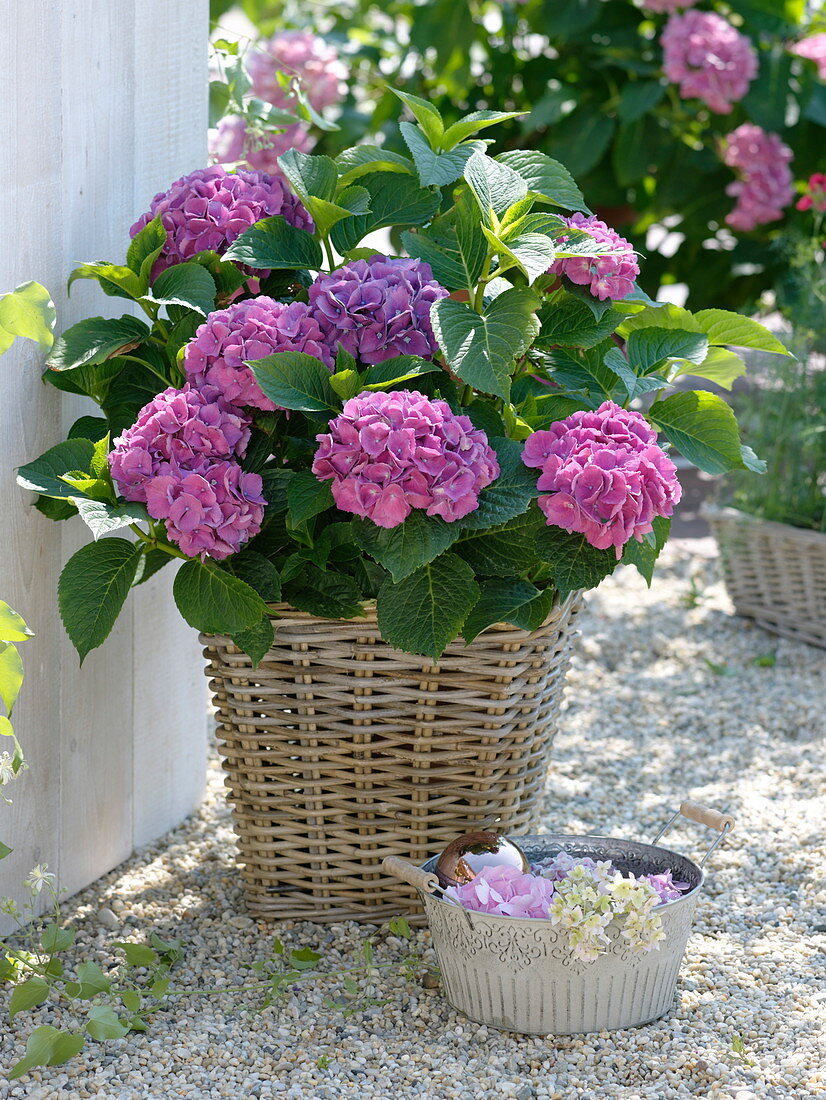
19 96 786 662
723 124 795 231
212 0 826 315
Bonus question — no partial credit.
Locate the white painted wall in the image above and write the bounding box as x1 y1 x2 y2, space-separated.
0 0 209 914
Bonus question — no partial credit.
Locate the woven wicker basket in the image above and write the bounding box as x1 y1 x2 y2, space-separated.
201 593 582 922
706 505 826 649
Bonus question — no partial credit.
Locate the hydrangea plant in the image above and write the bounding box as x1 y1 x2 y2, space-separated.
18 96 788 663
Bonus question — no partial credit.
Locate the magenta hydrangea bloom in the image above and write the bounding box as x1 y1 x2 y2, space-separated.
522 401 682 558
144 459 265 561
640 0 698 10
445 865 556 920
723 124 794 232
790 33 826 79
209 115 313 178
248 30 347 114
184 296 334 412
308 256 450 365
312 390 500 528
662 11 757 114
109 384 251 503
549 214 639 301
129 166 313 275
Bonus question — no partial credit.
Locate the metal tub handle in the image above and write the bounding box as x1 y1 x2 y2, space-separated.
652 800 735 868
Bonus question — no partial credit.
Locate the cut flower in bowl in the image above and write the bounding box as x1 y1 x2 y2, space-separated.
19 91 790 663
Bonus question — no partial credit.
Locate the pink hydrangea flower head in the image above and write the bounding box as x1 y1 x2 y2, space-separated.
445 865 556 919
796 172 826 213
108 384 251 503
522 400 682 558
308 256 450 365
790 33 826 79
662 10 758 114
312 390 500 528
184 296 334 412
208 114 314 177
248 30 347 113
640 0 698 10
549 214 639 301
144 459 265 561
129 165 313 276
723 124 794 231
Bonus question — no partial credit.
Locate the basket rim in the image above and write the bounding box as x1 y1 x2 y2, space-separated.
419 831 705 927
702 503 826 547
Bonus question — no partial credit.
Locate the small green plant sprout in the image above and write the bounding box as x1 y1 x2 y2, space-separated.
704 658 737 678
0 601 34 823
750 652 777 668
316 1053 332 1070
728 1034 757 1067
681 575 706 610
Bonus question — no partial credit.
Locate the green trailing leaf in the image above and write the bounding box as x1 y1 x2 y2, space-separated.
534 526 618 597
536 297 622 349
86 1005 129 1041
58 539 143 663
0 601 34 642
621 516 671 586
251 352 340 413
459 436 539 531
231 615 275 668
146 263 217 316
0 640 24 714
625 327 709 374
41 923 75 953
352 511 461 582
377 553 479 660
9 976 50 1018
431 287 540 401
8 1026 85 1080
646 391 746 475
462 578 541 643
114 941 159 968
0 281 56 353
464 151 529 221
496 150 589 213
72 499 148 540
400 124 485 188
283 565 364 618
330 171 441 253
287 470 335 527
223 216 324 271
173 560 267 636
45 316 149 372
693 310 790 356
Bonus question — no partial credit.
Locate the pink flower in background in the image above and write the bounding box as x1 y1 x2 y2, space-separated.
723 124 794 231
312 390 500 528
445 865 556 919
797 172 826 213
144 459 265 561
662 10 757 113
184 296 334 412
549 213 639 300
109 384 251 503
308 256 449 365
640 0 698 11
208 114 313 177
129 166 313 275
248 30 347 113
522 401 681 558
790 33 826 79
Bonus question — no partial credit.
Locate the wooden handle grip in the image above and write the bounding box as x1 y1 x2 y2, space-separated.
680 800 735 833
382 856 440 894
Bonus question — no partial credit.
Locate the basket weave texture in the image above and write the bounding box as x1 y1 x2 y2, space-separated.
707 506 826 649
201 593 582 922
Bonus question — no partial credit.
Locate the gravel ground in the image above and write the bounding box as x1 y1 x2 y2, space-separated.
2 542 824 1100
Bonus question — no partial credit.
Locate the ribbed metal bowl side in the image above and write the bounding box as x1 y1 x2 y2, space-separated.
420 834 703 1035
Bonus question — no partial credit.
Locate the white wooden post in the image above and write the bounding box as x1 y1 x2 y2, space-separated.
0 0 209 913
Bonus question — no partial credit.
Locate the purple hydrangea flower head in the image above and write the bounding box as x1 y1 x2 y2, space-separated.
445 865 556 920
522 400 682 558
109 384 251 503
549 214 639 301
248 30 347 114
209 115 314 178
640 0 698 10
723 124 794 232
662 11 757 114
644 871 690 903
791 33 826 79
144 459 265 561
312 390 500 528
184 296 334 412
129 166 313 276
308 256 450 365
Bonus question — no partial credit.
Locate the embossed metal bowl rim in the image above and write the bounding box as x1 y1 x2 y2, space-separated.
421 832 704 926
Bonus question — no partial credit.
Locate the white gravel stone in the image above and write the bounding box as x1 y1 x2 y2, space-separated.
1 544 823 1099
